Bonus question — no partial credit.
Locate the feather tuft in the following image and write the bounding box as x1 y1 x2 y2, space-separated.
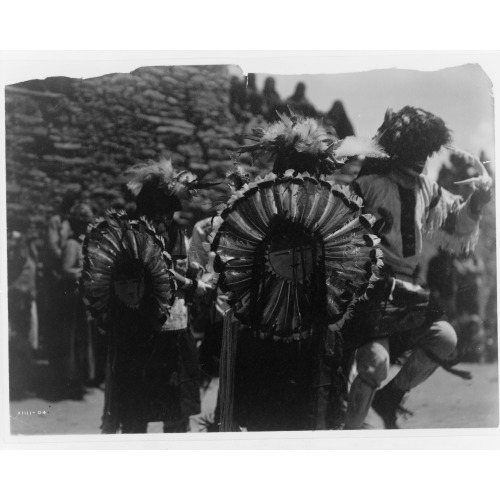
126 157 217 216
237 110 341 177
333 136 388 160
226 165 251 191
127 157 174 197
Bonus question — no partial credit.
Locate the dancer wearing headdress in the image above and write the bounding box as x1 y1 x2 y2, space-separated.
211 111 388 431
343 106 492 429
83 158 213 433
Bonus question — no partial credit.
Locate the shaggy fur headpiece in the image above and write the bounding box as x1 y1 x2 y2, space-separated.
238 110 386 177
376 106 452 163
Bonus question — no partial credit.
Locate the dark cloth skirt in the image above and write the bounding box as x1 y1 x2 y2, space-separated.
231 328 344 432
102 328 201 433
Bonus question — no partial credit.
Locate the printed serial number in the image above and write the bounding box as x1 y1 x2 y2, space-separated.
15 411 49 416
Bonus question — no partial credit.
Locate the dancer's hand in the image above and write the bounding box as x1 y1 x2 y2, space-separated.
195 279 214 296
469 183 492 215
390 279 429 306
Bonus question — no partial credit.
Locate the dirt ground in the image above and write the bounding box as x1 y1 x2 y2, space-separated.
7 362 499 436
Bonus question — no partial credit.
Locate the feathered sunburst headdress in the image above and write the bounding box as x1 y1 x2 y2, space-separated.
375 106 452 163
211 170 384 341
238 110 387 177
82 210 176 322
126 157 217 217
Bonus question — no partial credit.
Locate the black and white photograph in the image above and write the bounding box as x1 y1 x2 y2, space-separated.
1 52 499 449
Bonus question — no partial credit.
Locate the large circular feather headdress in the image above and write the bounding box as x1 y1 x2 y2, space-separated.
211 170 383 340
82 211 176 323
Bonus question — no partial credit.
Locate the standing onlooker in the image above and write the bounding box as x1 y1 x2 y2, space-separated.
7 230 37 399
427 250 487 362
229 75 248 122
484 285 498 362
325 100 355 139
57 202 94 399
246 73 264 116
42 190 81 396
47 191 80 264
262 77 282 123
285 82 316 118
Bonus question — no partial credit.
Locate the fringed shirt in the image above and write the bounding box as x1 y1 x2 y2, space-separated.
353 170 480 282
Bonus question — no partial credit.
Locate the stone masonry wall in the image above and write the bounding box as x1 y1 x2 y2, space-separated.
5 65 242 231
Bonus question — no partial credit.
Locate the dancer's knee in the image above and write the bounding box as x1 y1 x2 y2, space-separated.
427 321 457 358
355 342 390 388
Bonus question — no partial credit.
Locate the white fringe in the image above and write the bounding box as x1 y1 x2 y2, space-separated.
427 226 480 255
425 191 479 254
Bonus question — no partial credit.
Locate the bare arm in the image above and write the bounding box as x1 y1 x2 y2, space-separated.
47 216 63 259
61 239 82 281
